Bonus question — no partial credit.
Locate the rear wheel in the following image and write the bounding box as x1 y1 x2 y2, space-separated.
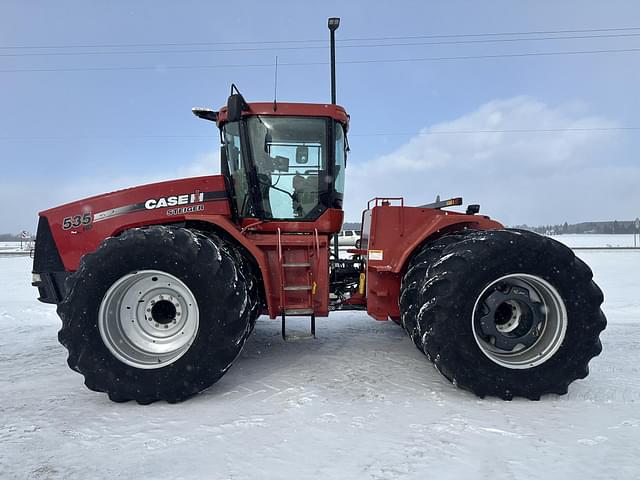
400 229 606 399
58 226 254 404
400 231 470 346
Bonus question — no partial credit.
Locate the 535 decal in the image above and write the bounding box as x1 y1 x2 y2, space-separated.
62 213 92 230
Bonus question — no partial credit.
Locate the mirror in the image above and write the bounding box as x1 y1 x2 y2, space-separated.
227 93 247 122
296 146 309 164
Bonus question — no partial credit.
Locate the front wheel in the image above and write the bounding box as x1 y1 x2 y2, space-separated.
400 229 606 400
58 226 254 404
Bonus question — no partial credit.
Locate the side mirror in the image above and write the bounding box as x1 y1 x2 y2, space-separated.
227 93 248 122
296 146 309 164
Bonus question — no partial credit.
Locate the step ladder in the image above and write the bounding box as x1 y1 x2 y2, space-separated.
277 228 320 341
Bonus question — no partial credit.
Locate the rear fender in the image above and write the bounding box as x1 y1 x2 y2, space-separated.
366 206 502 274
364 205 502 320
394 216 503 274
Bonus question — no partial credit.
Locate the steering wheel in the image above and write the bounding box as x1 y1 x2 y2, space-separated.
257 174 295 199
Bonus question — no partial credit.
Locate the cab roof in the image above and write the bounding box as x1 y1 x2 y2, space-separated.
216 102 349 131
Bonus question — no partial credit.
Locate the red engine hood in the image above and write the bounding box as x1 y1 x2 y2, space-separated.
40 175 231 270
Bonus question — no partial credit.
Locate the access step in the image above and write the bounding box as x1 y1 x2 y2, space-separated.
283 262 311 268
281 313 316 341
284 308 314 315
284 285 312 291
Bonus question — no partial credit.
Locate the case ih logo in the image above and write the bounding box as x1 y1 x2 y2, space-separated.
144 192 204 210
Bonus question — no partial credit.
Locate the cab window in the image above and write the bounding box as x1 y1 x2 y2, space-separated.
247 116 329 220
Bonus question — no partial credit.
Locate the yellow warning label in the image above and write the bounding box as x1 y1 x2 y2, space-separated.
368 250 383 261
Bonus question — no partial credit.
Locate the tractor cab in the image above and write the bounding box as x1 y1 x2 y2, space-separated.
194 92 349 226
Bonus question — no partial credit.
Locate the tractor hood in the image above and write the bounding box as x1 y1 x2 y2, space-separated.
37 175 230 271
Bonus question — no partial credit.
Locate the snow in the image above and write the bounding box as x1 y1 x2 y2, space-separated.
550 233 638 248
1 251 639 480
0 241 32 254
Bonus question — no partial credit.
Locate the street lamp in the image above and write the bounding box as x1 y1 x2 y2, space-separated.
328 17 340 104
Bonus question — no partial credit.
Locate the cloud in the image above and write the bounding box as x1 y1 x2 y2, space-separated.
3 98 636 233
0 151 220 233
344 96 637 225
176 151 220 178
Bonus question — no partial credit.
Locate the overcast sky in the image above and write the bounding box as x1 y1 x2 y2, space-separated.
1 1 640 233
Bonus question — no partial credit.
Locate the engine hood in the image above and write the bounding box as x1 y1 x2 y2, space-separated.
38 175 230 270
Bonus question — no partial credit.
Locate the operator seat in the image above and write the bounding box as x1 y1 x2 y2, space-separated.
292 173 318 218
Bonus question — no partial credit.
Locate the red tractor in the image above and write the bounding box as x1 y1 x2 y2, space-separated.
32 18 605 404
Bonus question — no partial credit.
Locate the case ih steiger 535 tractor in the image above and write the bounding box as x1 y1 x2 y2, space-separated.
32 18 605 404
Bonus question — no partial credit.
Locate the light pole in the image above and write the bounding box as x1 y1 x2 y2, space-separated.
328 17 341 261
328 17 340 105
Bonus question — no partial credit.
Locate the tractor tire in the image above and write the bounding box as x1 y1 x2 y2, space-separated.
400 230 472 346
400 229 606 400
57 226 253 404
206 232 262 331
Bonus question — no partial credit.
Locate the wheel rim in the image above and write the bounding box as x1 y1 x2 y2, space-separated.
98 270 199 369
472 273 567 369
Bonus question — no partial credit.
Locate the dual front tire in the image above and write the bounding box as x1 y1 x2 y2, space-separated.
58 226 259 404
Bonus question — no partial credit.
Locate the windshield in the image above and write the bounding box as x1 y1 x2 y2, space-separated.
223 115 346 220
247 116 330 219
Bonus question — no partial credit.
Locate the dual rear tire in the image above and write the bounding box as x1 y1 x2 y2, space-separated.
400 229 606 400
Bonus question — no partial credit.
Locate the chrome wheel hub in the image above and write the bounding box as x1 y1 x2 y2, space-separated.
472 273 567 369
98 270 199 369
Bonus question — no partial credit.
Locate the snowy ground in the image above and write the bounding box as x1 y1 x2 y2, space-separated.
1 249 639 479
551 234 639 248
0 241 33 255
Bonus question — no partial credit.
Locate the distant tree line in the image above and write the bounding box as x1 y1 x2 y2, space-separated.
511 220 639 235
0 233 23 242
342 222 362 231
345 219 639 235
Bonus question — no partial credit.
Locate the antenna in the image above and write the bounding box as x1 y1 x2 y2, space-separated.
273 55 278 111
